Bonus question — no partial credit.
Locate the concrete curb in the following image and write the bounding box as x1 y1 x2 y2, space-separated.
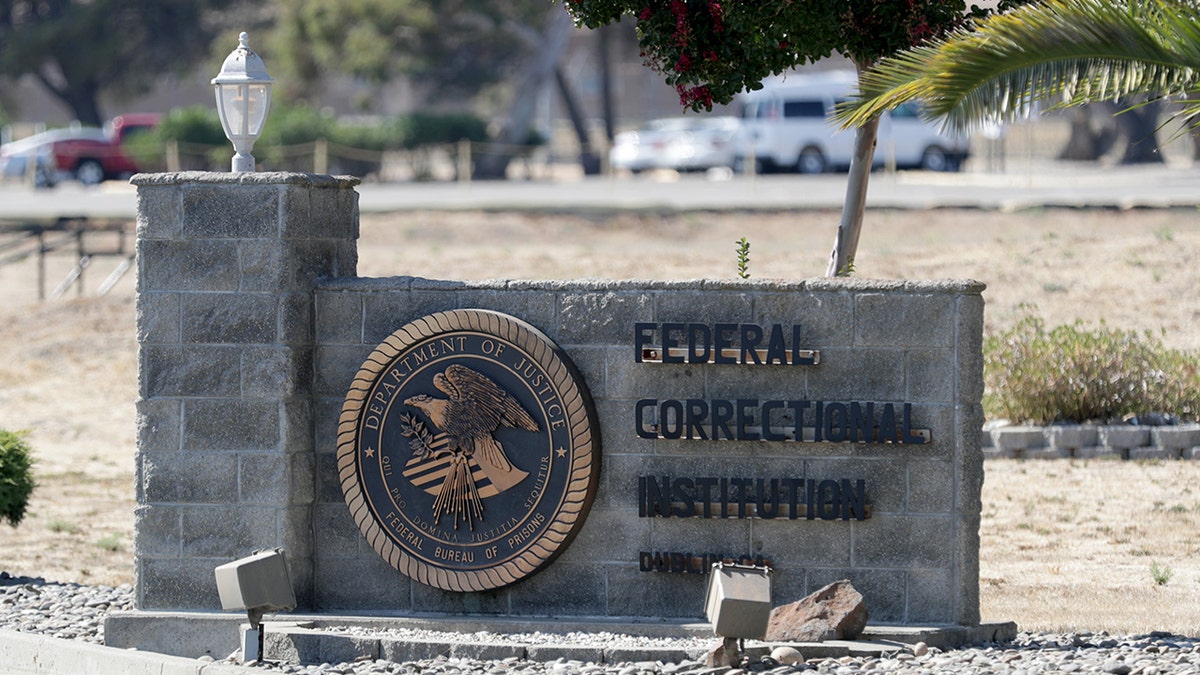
262 621 1019 665
0 614 1017 673
103 609 1019 667
983 424 1200 460
262 622 706 665
0 628 250 674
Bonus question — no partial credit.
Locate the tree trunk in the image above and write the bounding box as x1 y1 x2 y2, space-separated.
1112 98 1164 165
599 24 616 145
825 115 880 277
1057 106 1115 161
825 61 880 278
555 67 601 175
474 11 574 180
37 69 103 126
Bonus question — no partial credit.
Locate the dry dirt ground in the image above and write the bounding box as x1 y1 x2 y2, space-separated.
2 204 1200 634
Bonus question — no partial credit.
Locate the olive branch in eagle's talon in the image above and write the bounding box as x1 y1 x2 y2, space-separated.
400 412 439 459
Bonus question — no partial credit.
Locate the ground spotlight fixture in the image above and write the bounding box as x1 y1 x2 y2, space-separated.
215 548 295 663
705 561 772 663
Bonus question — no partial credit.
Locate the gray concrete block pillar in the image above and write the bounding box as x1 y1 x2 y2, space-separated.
132 172 359 610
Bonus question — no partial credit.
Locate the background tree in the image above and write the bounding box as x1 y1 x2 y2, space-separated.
839 0 1200 158
0 0 246 126
270 0 594 177
1057 106 1118 161
0 79 13 130
1058 100 1167 164
467 8 572 178
562 0 1018 276
1110 98 1167 164
269 0 546 107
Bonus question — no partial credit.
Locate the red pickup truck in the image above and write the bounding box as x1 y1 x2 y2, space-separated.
50 114 161 185
0 113 160 187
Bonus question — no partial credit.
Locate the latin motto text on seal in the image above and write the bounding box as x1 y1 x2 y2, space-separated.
337 309 601 592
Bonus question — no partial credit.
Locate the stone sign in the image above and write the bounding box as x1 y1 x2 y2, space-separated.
122 174 985 651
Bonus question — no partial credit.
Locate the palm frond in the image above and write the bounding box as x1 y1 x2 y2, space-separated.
836 0 1200 132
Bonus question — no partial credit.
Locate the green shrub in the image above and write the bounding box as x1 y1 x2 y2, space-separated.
1151 560 1174 586
96 534 121 552
49 519 79 535
155 106 227 147
394 112 489 149
0 430 35 527
122 131 167 172
150 106 228 171
254 104 336 171
261 104 337 147
331 123 404 152
140 104 492 174
984 314 1200 424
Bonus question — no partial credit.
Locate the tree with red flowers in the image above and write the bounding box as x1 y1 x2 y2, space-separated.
563 0 1024 276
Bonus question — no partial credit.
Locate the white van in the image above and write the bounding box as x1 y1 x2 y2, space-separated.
734 70 969 173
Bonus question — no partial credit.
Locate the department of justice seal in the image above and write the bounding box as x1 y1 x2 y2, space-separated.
336 309 601 592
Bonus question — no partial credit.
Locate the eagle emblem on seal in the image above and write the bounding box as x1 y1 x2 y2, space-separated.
402 364 539 529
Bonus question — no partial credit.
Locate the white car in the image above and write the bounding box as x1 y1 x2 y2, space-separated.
734 70 969 173
0 129 74 188
610 116 740 173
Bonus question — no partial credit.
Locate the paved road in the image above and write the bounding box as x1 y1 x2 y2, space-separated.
0 161 1196 221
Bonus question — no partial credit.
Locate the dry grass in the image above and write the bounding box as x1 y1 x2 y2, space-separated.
982 458 1200 634
0 294 136 587
2 206 1200 633
358 208 1200 349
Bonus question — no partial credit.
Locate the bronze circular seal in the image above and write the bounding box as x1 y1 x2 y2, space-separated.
336 309 601 592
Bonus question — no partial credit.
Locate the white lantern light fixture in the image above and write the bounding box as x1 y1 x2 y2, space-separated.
212 32 274 173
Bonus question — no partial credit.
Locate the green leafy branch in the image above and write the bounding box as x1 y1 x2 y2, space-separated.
837 258 856 277
736 237 751 279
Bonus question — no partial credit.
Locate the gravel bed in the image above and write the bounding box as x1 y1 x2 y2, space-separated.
0 573 133 644
4 574 1200 674
322 624 717 652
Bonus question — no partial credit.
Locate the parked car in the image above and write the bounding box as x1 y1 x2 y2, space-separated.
610 116 739 173
733 70 969 173
0 129 68 188
670 116 740 171
0 113 160 187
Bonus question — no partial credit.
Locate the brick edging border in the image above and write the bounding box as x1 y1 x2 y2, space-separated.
983 424 1200 460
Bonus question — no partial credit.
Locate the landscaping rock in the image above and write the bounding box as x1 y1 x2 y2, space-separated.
769 647 803 666
764 580 867 643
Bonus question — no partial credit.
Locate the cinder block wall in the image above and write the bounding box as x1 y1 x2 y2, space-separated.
132 172 359 610
133 173 985 625
312 277 985 624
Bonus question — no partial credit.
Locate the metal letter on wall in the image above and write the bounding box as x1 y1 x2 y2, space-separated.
337 309 601 592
